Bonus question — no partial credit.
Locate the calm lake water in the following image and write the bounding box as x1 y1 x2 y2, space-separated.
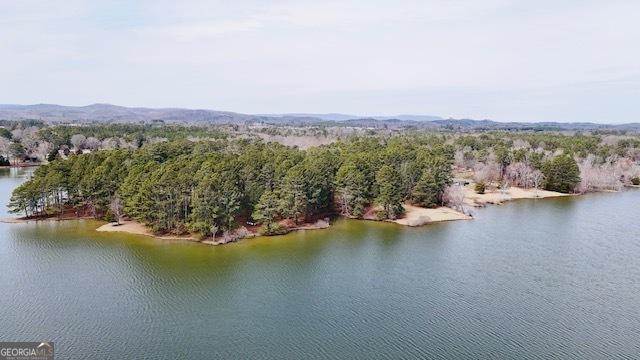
1 167 640 359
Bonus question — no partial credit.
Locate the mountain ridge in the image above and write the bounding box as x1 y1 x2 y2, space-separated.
0 103 638 132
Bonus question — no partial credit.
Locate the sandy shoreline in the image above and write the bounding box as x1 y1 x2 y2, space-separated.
95 207 472 243
463 185 569 207
96 218 332 245
392 205 471 226
96 221 197 241
2 186 593 244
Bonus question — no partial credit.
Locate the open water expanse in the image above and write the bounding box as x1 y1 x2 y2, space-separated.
1 167 640 359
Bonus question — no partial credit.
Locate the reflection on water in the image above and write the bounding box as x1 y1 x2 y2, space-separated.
1 169 640 359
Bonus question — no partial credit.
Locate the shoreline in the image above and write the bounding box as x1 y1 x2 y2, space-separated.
87 186 571 244
391 205 472 226
96 218 332 245
3 186 629 245
462 185 571 207
0 215 94 224
95 221 199 241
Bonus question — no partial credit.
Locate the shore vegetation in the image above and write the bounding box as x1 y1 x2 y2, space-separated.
6 121 640 242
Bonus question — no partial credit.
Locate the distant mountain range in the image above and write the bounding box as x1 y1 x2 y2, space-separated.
259 113 444 122
1 103 638 132
0 103 288 124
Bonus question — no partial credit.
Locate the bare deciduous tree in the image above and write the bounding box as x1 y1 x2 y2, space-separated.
101 138 119 150
454 150 466 169
473 161 500 185
577 155 622 192
85 136 101 150
70 134 87 150
35 141 53 162
505 162 537 188
0 137 10 158
20 128 39 158
530 170 544 196
443 184 465 212
118 139 138 150
10 129 23 141
110 195 123 226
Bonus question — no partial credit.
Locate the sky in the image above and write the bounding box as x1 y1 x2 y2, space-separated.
1 0 639 123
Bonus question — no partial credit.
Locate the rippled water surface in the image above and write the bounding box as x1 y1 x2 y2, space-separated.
1 167 640 359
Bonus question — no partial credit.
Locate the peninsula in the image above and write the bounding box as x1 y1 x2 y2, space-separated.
5 117 638 244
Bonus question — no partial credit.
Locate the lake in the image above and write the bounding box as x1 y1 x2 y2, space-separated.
1 167 640 359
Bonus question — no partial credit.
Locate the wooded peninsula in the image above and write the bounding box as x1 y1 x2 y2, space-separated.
4 121 640 243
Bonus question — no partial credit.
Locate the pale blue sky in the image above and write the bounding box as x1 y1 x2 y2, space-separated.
1 0 639 122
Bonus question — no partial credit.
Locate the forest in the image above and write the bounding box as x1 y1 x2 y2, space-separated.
8 136 454 238
6 121 640 241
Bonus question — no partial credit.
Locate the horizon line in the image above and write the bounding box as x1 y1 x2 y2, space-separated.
0 102 637 126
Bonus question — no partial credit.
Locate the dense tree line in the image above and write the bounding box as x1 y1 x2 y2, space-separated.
7 123 640 241
9 137 454 238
